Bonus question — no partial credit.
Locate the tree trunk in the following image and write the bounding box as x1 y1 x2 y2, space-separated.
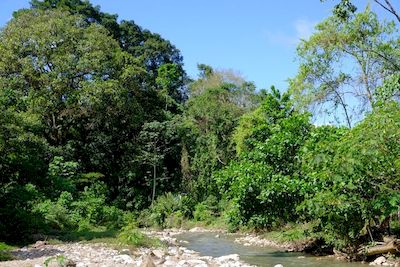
151 163 156 205
358 240 399 256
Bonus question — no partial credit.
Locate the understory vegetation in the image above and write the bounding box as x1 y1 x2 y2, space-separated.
0 0 399 256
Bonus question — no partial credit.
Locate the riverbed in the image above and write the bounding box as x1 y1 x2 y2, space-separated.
177 232 366 267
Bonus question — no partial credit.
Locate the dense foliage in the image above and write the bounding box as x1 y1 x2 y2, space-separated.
0 0 398 253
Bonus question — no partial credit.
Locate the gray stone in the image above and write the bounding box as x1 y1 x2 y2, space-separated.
151 249 165 258
113 254 134 265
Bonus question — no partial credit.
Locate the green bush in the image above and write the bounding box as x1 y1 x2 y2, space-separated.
0 242 14 261
34 191 76 230
138 193 193 228
193 203 213 223
192 195 220 224
118 223 160 248
34 182 125 232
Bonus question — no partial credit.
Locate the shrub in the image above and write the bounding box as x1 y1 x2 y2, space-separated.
0 242 14 261
34 182 125 231
138 193 193 228
193 203 213 223
118 223 160 248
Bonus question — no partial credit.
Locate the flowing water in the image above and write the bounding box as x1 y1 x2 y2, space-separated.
176 232 366 267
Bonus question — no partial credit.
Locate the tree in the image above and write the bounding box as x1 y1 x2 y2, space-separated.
31 0 188 104
156 63 186 113
215 89 311 229
322 0 400 23
289 7 399 127
0 9 127 145
138 120 180 205
0 8 151 209
299 102 400 248
0 105 49 241
181 65 259 200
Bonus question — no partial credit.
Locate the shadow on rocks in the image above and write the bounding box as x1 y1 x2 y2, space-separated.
11 247 64 260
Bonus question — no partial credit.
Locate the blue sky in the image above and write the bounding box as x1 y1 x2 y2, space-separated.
1 0 373 91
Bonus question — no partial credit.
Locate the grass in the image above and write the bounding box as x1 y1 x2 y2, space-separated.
117 223 163 248
0 242 15 261
56 227 118 242
262 222 317 243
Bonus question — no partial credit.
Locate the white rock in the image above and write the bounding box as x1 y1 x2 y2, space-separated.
198 256 213 261
34 264 43 267
373 256 387 265
189 227 203 232
113 254 134 264
76 263 88 267
151 249 165 258
186 259 207 265
216 254 240 262
177 260 190 267
163 260 178 266
274 264 284 267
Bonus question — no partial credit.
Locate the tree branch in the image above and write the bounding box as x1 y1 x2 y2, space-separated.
374 0 400 23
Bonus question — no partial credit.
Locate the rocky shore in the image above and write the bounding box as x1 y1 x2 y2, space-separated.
0 229 253 267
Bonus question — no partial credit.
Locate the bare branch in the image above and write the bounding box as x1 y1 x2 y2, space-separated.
374 0 400 22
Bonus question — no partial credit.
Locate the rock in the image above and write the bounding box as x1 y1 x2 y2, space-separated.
186 259 207 265
274 264 284 267
34 264 43 267
121 248 130 254
176 259 187 266
216 254 240 262
370 256 387 265
151 249 165 258
76 263 87 267
61 259 75 267
189 227 203 232
140 254 156 267
163 260 178 266
113 254 134 265
215 234 220 238
297 256 306 259
32 240 47 248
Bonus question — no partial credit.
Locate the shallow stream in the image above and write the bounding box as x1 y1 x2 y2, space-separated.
176 232 366 267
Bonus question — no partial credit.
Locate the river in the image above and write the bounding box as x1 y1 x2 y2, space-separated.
176 232 366 267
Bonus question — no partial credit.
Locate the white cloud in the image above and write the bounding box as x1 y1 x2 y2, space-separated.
294 19 315 40
266 19 316 47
